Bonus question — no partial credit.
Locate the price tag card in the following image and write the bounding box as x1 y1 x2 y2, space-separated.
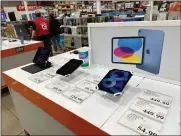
86 75 102 84
62 88 91 104
43 68 57 78
118 110 162 135
28 73 49 84
130 98 168 123
46 80 70 94
138 89 172 108
76 80 97 94
15 46 24 53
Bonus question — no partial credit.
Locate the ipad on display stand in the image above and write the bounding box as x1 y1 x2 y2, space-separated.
56 59 83 77
112 37 145 65
97 69 133 96
21 47 52 74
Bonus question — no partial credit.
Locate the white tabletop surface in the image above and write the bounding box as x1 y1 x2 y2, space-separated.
101 78 180 135
3 51 144 129
1 38 41 51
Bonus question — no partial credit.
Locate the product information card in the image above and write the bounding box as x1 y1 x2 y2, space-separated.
130 98 168 123
28 73 50 84
28 68 57 84
138 89 172 108
42 68 57 78
46 80 70 94
62 88 91 104
119 110 162 135
76 80 97 94
86 75 103 84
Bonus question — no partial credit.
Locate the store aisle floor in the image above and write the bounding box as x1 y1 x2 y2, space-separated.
2 92 25 135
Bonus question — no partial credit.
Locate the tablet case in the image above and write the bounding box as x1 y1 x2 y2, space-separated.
98 69 132 94
136 29 164 74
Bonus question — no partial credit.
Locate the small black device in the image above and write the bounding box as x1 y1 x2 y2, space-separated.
98 69 132 95
21 47 52 74
56 59 83 76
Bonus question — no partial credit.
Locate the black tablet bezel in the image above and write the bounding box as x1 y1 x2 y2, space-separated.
111 36 145 65
56 59 83 76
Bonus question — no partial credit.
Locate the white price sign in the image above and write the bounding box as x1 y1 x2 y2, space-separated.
28 74 49 84
62 88 90 104
86 75 102 84
76 80 97 94
43 68 57 78
130 99 168 123
46 81 70 94
138 90 172 108
119 110 162 135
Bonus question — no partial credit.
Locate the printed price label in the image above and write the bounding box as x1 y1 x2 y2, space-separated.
28 74 49 84
62 88 90 104
43 68 57 78
138 89 172 108
86 75 102 84
118 110 162 135
15 46 24 53
130 99 168 123
76 80 97 94
46 81 70 94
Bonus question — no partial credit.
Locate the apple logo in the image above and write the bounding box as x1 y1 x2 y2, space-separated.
146 49 150 54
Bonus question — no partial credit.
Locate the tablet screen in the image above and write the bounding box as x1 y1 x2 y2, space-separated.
112 37 144 64
98 69 132 94
33 47 51 66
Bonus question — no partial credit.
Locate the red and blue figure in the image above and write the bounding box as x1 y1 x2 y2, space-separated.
113 38 143 63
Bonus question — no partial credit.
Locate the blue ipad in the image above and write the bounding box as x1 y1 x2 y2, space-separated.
98 69 132 95
136 29 164 74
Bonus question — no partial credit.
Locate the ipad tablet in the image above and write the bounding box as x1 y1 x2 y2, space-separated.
98 69 132 95
56 59 83 76
21 47 51 74
136 29 164 74
112 37 145 64
33 47 51 66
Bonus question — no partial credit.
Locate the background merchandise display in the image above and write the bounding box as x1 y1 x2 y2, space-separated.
88 21 180 83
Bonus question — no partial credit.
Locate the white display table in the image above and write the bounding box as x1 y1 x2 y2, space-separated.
1 38 43 89
3 49 180 135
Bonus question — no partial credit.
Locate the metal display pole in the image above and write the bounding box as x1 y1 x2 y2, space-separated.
23 0 30 20
96 0 101 14
149 1 153 21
